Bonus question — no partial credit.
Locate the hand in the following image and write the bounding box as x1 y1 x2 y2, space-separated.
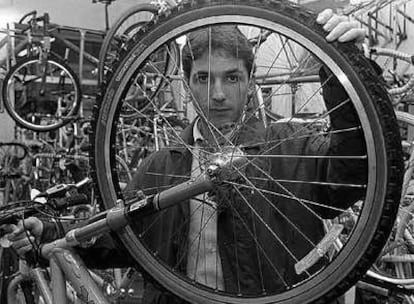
316 9 366 43
6 217 44 256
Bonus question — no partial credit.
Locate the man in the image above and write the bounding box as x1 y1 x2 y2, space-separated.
6 8 367 304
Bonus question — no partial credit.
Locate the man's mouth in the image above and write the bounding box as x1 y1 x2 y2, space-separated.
210 108 231 111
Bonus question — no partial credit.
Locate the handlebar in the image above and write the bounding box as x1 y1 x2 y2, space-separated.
371 47 414 64
0 202 42 226
35 177 92 199
17 11 50 35
368 46 414 96
51 193 89 210
0 178 92 227
18 10 37 24
33 152 88 161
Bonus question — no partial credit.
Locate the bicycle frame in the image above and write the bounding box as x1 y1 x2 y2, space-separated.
7 247 140 303
358 272 414 297
7 250 109 304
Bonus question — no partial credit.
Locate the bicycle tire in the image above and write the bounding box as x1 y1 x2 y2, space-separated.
2 55 81 132
91 0 403 303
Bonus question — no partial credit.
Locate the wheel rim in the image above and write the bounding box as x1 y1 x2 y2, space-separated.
4 58 80 131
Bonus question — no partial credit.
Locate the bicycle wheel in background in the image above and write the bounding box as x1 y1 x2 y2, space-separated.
0 142 34 304
0 248 19 304
2 55 81 132
92 0 404 303
98 3 181 104
351 111 414 304
0 142 31 204
115 155 132 189
98 3 159 85
381 111 414 304
393 202 414 304
396 111 414 205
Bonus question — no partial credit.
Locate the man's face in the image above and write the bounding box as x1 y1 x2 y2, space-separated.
188 50 250 128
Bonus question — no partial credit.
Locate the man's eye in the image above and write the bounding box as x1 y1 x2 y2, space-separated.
227 75 239 83
197 75 209 83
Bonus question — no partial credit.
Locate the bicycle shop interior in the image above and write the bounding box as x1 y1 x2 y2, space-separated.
1 0 414 304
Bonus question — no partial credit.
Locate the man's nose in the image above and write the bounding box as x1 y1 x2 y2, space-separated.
211 79 226 102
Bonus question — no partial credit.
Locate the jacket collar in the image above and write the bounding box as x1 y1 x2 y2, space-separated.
169 116 266 154
167 119 196 153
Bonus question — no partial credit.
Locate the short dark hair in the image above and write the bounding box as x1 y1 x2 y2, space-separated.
182 25 255 79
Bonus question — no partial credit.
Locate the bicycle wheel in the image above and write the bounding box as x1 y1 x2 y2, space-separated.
2 55 81 132
98 3 159 85
117 114 188 172
92 0 403 303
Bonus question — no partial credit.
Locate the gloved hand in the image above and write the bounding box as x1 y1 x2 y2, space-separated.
4 217 44 256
